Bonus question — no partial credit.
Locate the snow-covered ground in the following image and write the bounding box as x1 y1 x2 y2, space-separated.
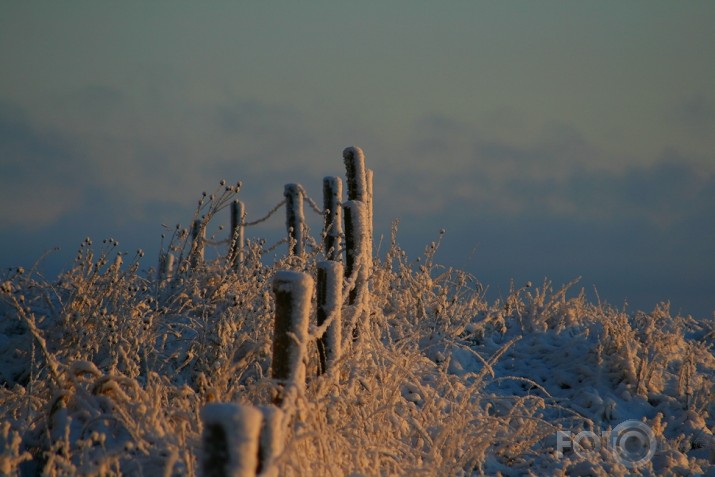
1 183 714 475
1 232 713 476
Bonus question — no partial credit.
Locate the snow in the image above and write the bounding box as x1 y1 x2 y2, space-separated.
322 176 342 261
2 236 715 475
317 261 343 324
271 271 312 396
365 168 374 264
283 184 305 256
257 405 284 477
342 146 367 202
158 251 174 282
316 260 343 370
201 403 263 477
342 200 371 285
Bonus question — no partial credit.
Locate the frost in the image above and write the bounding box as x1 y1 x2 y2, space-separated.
1 184 714 476
201 403 263 477
342 146 367 202
0 422 31 475
343 200 371 283
283 184 305 256
69 359 103 377
316 261 343 372
272 271 312 397
257 405 285 477
322 176 342 261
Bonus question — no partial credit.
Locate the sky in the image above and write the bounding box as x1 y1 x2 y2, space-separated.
1 1 714 317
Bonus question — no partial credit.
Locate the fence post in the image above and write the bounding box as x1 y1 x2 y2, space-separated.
365 168 374 271
283 184 305 257
322 176 342 261
343 201 368 305
343 200 369 342
343 146 373 274
191 218 205 269
343 146 367 202
200 403 262 477
272 271 312 406
316 261 343 374
257 405 284 477
229 200 245 269
158 251 174 284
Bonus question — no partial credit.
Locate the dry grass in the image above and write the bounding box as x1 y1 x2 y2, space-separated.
1 194 714 476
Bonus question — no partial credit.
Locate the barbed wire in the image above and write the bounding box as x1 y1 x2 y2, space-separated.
205 238 230 246
243 199 287 226
196 189 329 249
262 238 289 254
297 184 325 215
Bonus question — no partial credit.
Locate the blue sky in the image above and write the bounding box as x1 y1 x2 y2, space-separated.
1 2 714 317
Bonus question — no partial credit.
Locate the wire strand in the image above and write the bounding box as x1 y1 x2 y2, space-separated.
297 184 325 215
243 199 287 226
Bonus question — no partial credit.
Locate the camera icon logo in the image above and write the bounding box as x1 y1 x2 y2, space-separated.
610 420 657 468
557 419 656 469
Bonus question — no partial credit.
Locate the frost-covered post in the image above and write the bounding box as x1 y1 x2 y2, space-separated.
343 146 367 203
365 168 374 265
191 219 205 269
257 405 284 477
229 200 245 269
316 261 343 374
323 176 342 262
343 200 370 342
200 403 262 477
343 201 368 306
343 146 373 277
158 251 174 283
272 271 312 406
284 184 305 258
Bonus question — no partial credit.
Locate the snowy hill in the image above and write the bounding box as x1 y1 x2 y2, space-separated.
2 231 714 476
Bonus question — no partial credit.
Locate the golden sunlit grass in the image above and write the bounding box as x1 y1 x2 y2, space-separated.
1 190 714 476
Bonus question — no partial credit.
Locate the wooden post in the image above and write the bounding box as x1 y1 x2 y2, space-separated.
343 200 369 341
343 146 367 202
272 271 312 405
159 251 174 283
365 168 374 272
343 201 368 305
316 261 343 374
200 403 262 477
322 176 342 261
283 184 305 257
257 405 284 477
191 218 205 269
229 200 245 269
343 146 372 275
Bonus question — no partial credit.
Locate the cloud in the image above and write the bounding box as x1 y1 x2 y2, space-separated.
385 114 600 218
0 101 88 229
391 129 715 316
669 94 715 138
616 154 713 226
409 113 473 158
62 85 125 119
211 100 319 175
0 87 339 245
381 112 715 232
